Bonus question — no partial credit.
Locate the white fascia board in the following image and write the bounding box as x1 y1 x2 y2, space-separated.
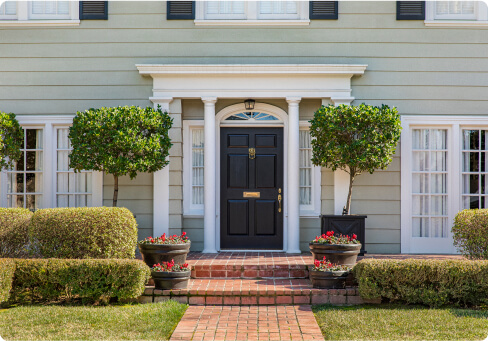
15 115 74 124
136 64 368 76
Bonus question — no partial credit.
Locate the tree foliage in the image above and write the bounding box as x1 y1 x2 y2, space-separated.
309 104 401 214
69 106 173 206
0 112 24 170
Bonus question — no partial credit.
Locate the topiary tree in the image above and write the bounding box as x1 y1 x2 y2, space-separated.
309 104 401 214
69 106 173 206
0 112 24 170
452 209 488 259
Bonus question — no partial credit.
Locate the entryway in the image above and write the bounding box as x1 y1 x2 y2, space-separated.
220 127 284 250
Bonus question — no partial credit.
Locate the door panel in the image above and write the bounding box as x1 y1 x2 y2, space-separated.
221 127 284 250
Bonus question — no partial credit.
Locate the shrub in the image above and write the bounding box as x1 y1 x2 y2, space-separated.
0 259 15 306
29 207 138 259
69 106 173 206
353 259 488 307
10 259 150 304
452 209 488 260
0 111 24 170
0 208 33 258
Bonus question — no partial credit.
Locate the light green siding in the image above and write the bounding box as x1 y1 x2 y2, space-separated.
1 1 486 252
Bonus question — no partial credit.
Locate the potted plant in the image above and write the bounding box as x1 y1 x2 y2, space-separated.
151 260 191 290
309 231 361 266
309 104 401 254
138 232 191 268
309 257 351 289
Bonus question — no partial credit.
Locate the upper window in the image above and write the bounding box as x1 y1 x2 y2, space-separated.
195 1 310 25
0 0 79 25
425 1 488 25
225 112 280 121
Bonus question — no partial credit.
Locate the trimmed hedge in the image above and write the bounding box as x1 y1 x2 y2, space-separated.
0 259 15 306
0 208 33 258
353 259 488 307
29 207 138 259
452 209 488 259
10 259 150 304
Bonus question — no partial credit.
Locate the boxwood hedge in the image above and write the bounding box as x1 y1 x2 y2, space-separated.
0 259 15 306
0 208 33 258
10 259 150 304
29 207 138 259
353 259 488 307
452 209 488 260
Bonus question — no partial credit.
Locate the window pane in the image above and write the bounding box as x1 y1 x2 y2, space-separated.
57 1 69 14
299 130 313 206
191 129 204 207
1 1 17 15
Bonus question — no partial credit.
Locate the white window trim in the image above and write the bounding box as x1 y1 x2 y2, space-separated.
299 121 321 217
425 0 488 27
194 1 310 26
400 115 488 254
0 115 102 209
0 1 80 26
183 120 205 217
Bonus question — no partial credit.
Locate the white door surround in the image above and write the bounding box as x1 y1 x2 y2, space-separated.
137 64 367 253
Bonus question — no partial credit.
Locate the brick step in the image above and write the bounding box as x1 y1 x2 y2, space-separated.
190 264 309 279
139 278 374 306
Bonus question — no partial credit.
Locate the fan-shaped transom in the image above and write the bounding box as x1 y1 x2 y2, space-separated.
225 111 280 121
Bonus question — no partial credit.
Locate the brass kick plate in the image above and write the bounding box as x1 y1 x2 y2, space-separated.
243 192 260 198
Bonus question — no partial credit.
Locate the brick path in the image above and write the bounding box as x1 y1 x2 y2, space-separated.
170 305 324 341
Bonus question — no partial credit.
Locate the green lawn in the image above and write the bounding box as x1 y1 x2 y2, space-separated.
313 304 488 340
0 300 187 341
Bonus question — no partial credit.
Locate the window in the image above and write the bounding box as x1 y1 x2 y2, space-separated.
0 118 102 210
6 129 43 210
0 0 79 25
425 1 488 25
56 128 92 207
225 112 279 121
462 129 488 209
183 121 205 216
195 1 310 25
411 129 448 238
299 125 321 216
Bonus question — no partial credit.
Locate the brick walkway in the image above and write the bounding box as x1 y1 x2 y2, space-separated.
170 305 324 341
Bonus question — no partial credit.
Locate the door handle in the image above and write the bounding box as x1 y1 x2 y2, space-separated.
278 188 282 213
248 148 255 159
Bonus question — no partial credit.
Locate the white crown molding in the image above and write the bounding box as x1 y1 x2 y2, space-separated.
136 64 368 76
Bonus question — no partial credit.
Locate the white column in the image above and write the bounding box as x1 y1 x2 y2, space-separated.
202 97 218 253
329 97 354 215
151 97 173 237
286 97 301 254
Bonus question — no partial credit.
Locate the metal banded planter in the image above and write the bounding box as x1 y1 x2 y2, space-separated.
151 270 191 290
139 242 191 268
309 270 349 289
309 243 361 267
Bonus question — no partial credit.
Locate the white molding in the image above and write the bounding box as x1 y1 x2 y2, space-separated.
137 64 368 76
151 98 173 238
182 120 205 217
424 20 488 26
0 19 80 26
194 19 310 26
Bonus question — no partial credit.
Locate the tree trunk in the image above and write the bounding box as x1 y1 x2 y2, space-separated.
113 175 119 207
345 171 355 215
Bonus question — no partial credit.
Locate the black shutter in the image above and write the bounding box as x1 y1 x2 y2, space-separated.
79 1 108 20
397 1 425 20
309 1 338 20
167 1 195 20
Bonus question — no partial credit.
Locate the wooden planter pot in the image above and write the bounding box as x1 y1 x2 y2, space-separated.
151 270 191 290
309 269 349 289
321 215 367 255
309 243 361 267
138 242 191 268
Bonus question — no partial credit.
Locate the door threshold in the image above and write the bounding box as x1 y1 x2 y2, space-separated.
219 249 286 252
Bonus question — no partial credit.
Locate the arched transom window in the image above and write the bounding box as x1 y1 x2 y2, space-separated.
225 111 280 121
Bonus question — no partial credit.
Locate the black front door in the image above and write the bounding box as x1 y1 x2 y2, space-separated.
220 127 284 250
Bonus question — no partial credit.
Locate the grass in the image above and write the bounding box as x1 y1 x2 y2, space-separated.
313 304 488 340
0 300 187 341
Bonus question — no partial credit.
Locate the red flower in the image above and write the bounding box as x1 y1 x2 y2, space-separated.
326 231 334 237
182 232 187 236
352 234 357 240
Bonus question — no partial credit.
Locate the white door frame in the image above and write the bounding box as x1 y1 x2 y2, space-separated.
215 103 289 251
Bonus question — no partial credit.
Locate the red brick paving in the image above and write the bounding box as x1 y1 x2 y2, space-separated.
170 305 324 341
